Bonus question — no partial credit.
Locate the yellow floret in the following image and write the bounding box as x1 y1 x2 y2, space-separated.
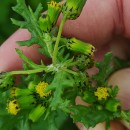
7 99 20 115
48 1 61 8
36 82 51 98
94 87 109 100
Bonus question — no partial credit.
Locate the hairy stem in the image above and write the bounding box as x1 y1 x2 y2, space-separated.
52 15 67 64
9 68 45 75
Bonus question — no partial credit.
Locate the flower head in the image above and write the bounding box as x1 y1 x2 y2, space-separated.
62 0 86 20
36 81 51 98
7 99 20 115
95 87 109 100
67 38 95 56
10 87 33 97
47 1 61 26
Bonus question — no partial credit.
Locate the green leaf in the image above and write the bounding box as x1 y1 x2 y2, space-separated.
16 48 45 69
46 71 75 110
121 110 130 122
113 57 130 70
12 0 50 57
92 52 113 86
109 86 119 98
70 105 110 129
0 72 14 91
31 109 69 130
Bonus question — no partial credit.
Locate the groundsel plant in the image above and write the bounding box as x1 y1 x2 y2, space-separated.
0 0 130 130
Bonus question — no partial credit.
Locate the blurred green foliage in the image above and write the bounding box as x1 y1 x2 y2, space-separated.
0 0 60 44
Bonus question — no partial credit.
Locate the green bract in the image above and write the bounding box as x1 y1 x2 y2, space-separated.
62 0 87 19
39 15 52 32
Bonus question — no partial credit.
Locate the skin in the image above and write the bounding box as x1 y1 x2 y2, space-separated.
0 0 130 129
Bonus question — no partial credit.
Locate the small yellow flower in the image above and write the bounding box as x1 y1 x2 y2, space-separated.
48 1 61 9
36 81 51 98
94 87 109 100
7 99 20 115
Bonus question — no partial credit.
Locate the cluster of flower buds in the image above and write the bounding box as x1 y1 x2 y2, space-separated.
39 0 87 32
6 81 51 122
39 1 61 32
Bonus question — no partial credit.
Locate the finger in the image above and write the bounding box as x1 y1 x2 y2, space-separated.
58 0 130 48
108 68 130 129
77 121 126 130
0 29 49 72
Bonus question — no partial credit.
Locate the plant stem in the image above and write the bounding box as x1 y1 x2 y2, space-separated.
52 15 67 64
20 119 30 130
9 68 45 75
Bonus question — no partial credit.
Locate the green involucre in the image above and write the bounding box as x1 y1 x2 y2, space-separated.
105 99 121 112
67 38 95 56
29 104 46 122
62 0 87 20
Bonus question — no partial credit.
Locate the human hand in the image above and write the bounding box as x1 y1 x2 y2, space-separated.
0 0 130 129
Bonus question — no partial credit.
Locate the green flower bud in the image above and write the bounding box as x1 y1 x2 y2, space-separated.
105 99 121 112
82 91 96 104
76 55 94 70
39 15 52 32
62 0 87 20
0 72 14 90
10 87 33 97
28 81 37 91
18 95 36 109
29 104 46 122
47 1 61 26
67 38 95 56
96 105 103 110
